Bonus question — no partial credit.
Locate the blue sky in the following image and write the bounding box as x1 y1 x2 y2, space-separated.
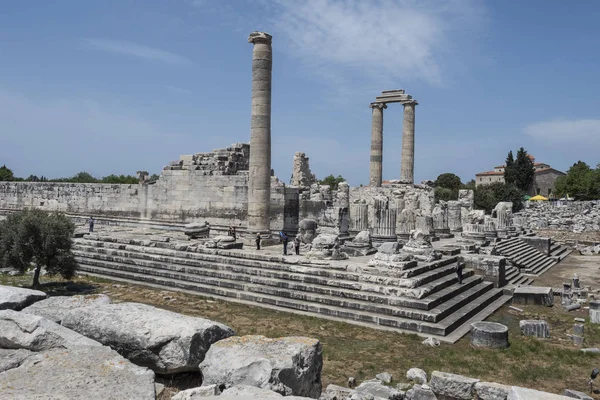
1 0 599 185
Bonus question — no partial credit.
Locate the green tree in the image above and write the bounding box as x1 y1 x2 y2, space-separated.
555 161 599 200
513 147 535 191
462 179 476 191
434 173 462 192
473 182 524 214
100 174 138 184
148 174 160 182
319 174 345 190
504 151 516 185
434 187 455 202
0 209 78 288
0 165 15 181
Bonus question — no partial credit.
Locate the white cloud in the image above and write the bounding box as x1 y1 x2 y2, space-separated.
85 38 192 65
524 118 600 143
269 0 486 87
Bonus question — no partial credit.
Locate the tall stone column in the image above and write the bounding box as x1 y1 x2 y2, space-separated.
369 103 387 187
400 101 417 183
247 32 273 234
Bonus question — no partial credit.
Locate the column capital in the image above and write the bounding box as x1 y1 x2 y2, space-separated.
402 100 418 107
248 31 272 45
370 102 388 109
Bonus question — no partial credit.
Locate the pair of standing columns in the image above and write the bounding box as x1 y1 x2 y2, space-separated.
369 101 417 187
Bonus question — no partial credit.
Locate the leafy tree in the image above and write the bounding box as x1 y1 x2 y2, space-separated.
462 179 476 191
504 151 516 185
100 174 138 184
319 174 345 190
148 174 160 182
474 182 524 214
0 165 15 181
0 209 77 288
513 147 535 191
555 161 600 200
434 187 455 202
434 173 462 192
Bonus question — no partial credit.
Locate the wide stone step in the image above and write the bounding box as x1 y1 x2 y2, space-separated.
73 246 461 298
74 252 479 310
75 262 502 337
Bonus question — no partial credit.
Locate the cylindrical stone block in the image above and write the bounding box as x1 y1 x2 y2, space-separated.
369 103 386 187
400 101 416 183
247 32 273 234
470 322 509 349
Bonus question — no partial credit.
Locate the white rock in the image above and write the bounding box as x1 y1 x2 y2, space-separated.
172 384 220 400
200 335 322 398
407 368 428 385
356 378 402 399
0 345 156 400
198 385 314 399
376 372 393 384
0 285 47 311
21 294 111 323
62 302 234 374
0 310 101 351
475 381 510 400
508 386 572 399
429 371 479 400
312 234 338 250
0 349 32 373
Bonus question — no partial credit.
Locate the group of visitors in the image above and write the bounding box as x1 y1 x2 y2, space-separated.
227 226 237 241
254 230 300 256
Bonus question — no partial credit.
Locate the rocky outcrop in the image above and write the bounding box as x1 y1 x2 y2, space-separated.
0 310 101 351
62 302 235 374
0 346 156 400
21 294 111 323
290 152 316 188
517 202 600 233
0 285 47 311
200 335 323 398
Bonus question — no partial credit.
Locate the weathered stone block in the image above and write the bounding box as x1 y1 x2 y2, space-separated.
513 287 554 307
0 285 47 311
470 322 509 349
429 371 479 399
475 381 510 400
519 320 550 338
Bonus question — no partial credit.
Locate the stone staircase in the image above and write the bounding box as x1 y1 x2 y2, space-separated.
504 263 533 286
72 236 511 342
494 237 569 276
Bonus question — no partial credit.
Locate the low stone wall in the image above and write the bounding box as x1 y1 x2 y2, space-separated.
459 254 506 288
520 236 552 255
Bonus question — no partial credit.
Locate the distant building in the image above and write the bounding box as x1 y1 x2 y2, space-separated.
475 155 565 198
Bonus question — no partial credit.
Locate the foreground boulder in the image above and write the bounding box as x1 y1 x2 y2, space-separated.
0 346 156 400
190 385 315 399
200 335 322 398
0 349 32 373
62 302 235 374
21 294 111 323
0 285 47 311
0 310 101 351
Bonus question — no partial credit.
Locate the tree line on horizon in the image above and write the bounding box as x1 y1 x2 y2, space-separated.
0 165 159 184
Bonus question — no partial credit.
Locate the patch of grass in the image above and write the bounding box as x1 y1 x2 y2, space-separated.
3 273 600 397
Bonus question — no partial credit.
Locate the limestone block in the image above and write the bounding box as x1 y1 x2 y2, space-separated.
408 384 438 400
197 385 314 399
429 371 479 399
0 349 33 373
377 241 402 255
321 384 356 400
470 322 509 349
0 285 47 311
407 367 428 384
508 386 572 399
21 294 111 324
356 378 403 399
62 302 235 374
563 389 594 399
513 287 554 307
311 234 338 250
172 385 220 400
519 320 550 338
590 308 600 324
475 381 510 400
0 310 101 351
375 372 392 384
199 335 322 398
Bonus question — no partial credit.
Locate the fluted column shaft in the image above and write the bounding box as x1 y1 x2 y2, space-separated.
247 32 272 233
369 103 387 187
400 101 417 183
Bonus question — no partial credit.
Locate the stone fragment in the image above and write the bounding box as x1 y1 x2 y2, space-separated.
475 381 510 400
574 324 584 335
184 222 210 239
470 322 509 349
312 234 338 249
422 337 440 347
563 389 594 399
508 386 572 399
322 384 356 400
429 371 479 399
0 310 101 351
565 303 581 311
298 219 318 244
21 294 111 323
0 346 156 400
200 335 322 398
407 368 428 385
356 378 403 399
348 377 357 387
572 335 584 346
519 320 550 338
200 384 314 399
0 285 47 311
512 287 554 307
62 302 234 374
580 348 600 353
172 385 220 400
0 349 32 373
376 372 392 384
407 384 438 400
590 308 600 324
377 242 402 255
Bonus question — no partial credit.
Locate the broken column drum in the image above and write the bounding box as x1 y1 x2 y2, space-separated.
496 208 510 238
470 321 509 349
483 220 497 241
349 204 369 234
447 201 463 232
400 101 417 183
369 103 387 187
247 31 273 234
372 208 397 243
397 208 416 240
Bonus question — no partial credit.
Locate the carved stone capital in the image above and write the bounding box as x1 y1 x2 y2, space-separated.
248 32 273 45
369 102 388 109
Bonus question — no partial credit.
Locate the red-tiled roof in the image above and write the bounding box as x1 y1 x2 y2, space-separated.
475 171 504 176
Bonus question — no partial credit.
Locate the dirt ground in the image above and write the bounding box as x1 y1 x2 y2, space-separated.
534 252 600 288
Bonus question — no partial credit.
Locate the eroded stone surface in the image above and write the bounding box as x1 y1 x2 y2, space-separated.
21 294 111 323
200 335 322 398
0 285 47 311
429 371 479 400
62 302 235 374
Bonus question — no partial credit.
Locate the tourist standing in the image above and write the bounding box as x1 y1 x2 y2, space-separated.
294 235 301 256
456 262 464 284
255 233 261 250
280 231 289 255
88 216 95 233
232 227 237 241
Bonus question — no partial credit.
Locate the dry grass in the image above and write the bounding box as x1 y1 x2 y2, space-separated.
3 273 600 398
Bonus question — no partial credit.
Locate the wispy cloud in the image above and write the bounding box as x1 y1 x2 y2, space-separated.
268 0 486 87
524 118 600 143
164 85 192 94
85 38 192 65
